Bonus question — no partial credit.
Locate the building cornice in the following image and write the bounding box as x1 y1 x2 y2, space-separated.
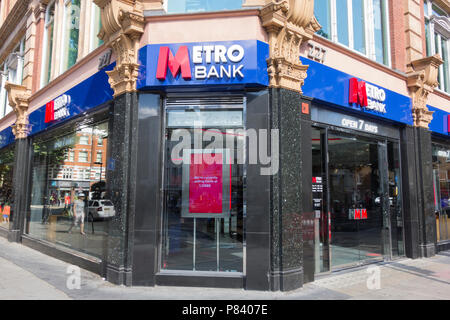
312 34 409 82
0 0 30 45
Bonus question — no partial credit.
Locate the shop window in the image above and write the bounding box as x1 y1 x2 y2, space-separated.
314 0 390 66
432 143 450 242
161 98 245 273
424 0 450 93
0 145 14 229
167 0 243 14
27 121 111 258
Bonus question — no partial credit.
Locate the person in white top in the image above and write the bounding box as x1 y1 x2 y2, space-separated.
68 192 86 235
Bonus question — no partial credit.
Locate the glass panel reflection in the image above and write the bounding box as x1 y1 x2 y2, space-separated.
0 145 14 229
28 121 110 258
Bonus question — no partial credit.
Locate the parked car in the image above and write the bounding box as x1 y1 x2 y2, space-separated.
88 200 115 220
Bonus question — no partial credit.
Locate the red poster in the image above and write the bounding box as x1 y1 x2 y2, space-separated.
189 153 223 214
355 209 361 220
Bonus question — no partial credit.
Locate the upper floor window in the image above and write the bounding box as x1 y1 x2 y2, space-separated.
424 0 449 94
41 0 103 89
167 0 243 14
42 2 55 87
314 0 391 66
61 0 81 72
0 38 25 118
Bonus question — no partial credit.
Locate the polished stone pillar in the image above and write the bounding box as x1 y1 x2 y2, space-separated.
105 92 139 285
269 88 305 291
401 125 436 259
9 138 32 243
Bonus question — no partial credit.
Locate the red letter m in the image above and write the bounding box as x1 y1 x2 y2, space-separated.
349 78 368 107
156 46 192 80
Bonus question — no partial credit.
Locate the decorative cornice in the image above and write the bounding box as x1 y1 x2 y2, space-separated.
94 0 144 97
406 54 443 129
260 0 321 93
430 14 450 39
4 82 31 140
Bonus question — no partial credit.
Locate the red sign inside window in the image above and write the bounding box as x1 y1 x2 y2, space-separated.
189 153 223 214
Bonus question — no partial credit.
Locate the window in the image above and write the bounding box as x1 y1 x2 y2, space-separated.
314 0 391 65
28 121 111 258
78 151 88 162
41 2 55 87
62 167 73 179
0 38 25 118
424 1 450 93
61 0 80 72
97 137 103 146
90 3 103 51
79 135 89 145
96 151 102 163
167 0 243 14
82 168 90 180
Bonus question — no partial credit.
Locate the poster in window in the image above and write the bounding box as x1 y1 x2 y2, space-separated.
181 149 230 218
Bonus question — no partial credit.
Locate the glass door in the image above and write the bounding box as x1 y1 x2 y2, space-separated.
327 132 384 269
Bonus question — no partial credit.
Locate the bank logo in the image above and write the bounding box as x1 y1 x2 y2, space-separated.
44 94 71 123
156 46 192 80
156 44 245 81
349 78 387 114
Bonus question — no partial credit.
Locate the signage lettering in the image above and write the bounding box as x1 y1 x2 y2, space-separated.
341 117 379 134
349 78 387 114
156 44 245 81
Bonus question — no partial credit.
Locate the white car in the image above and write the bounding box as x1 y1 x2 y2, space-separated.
88 200 115 219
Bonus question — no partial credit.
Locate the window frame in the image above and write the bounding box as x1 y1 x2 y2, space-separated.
424 0 450 94
315 0 392 67
40 1 56 88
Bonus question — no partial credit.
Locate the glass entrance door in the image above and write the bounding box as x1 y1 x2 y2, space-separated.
327 132 384 268
313 127 405 273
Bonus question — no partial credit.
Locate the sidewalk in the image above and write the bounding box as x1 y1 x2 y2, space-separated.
0 236 448 300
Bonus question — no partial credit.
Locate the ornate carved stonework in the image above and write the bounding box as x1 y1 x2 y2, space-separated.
94 0 144 97
406 55 443 129
4 82 31 140
260 0 320 93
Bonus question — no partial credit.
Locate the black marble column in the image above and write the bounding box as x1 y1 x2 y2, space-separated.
132 93 162 286
415 127 436 257
105 92 139 285
400 125 436 259
245 90 271 291
269 88 305 291
9 138 32 243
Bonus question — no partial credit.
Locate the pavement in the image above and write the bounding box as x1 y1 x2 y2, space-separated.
0 236 449 300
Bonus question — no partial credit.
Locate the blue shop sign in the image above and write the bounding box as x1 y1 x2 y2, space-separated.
137 40 269 90
0 127 14 150
428 105 450 136
300 57 414 125
27 63 114 137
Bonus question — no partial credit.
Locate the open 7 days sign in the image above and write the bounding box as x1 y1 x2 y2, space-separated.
137 40 269 89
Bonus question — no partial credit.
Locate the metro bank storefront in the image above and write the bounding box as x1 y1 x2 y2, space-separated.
0 39 448 291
